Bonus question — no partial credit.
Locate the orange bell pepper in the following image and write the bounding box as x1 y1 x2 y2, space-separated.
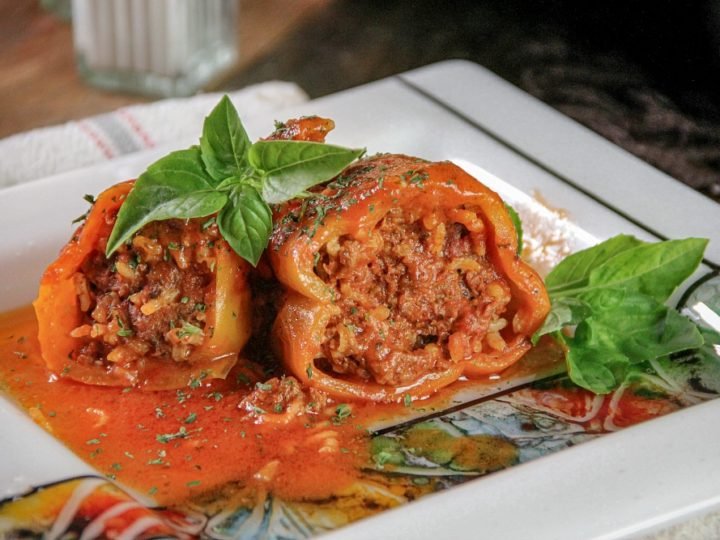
34 180 252 390
269 154 550 403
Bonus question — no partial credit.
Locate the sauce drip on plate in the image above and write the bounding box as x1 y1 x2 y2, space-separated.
0 304 563 512
0 306 371 505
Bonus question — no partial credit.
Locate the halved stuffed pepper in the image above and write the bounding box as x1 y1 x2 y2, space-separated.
34 180 252 389
270 153 550 402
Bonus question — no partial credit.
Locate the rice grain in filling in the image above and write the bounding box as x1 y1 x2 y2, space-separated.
317 206 512 386
71 219 220 369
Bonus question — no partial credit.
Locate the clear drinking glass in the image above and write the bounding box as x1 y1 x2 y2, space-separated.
71 0 238 97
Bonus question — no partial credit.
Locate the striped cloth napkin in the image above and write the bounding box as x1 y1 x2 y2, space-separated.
0 81 308 189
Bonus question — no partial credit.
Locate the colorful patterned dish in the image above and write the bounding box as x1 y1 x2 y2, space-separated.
1 61 718 539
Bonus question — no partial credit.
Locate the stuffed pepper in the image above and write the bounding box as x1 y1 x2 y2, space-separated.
270 153 550 402
34 180 252 389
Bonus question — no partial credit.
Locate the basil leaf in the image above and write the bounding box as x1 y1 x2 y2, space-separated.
656 309 707 354
531 296 592 344
250 140 365 204
575 293 704 362
504 203 523 255
540 235 709 394
566 345 625 394
585 238 708 303
106 148 227 255
200 95 252 184
216 175 246 190
217 184 272 266
549 238 707 303
562 292 704 393
545 234 645 292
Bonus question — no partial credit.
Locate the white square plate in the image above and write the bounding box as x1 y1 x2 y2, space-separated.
1 60 718 539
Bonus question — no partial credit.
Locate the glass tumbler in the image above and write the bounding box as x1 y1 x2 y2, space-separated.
71 0 238 97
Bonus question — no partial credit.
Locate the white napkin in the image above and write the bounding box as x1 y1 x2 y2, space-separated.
0 81 308 189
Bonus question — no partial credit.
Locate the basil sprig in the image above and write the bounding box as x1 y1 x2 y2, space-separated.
106 96 365 265
533 234 709 394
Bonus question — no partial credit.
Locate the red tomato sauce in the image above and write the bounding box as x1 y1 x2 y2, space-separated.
0 306 372 506
0 305 565 508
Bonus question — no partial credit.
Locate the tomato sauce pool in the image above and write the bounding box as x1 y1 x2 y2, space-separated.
0 306 373 505
0 303 564 511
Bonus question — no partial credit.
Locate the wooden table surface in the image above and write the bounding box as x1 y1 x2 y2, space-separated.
0 0 328 138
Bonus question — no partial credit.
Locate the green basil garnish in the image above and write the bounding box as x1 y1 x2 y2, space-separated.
217 184 273 266
534 235 709 394
106 95 364 266
251 140 367 204
199 94 252 183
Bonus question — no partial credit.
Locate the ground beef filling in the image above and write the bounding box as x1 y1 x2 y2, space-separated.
316 207 513 386
70 219 220 368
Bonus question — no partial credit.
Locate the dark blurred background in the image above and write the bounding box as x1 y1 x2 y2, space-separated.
229 0 720 202
2 0 719 201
